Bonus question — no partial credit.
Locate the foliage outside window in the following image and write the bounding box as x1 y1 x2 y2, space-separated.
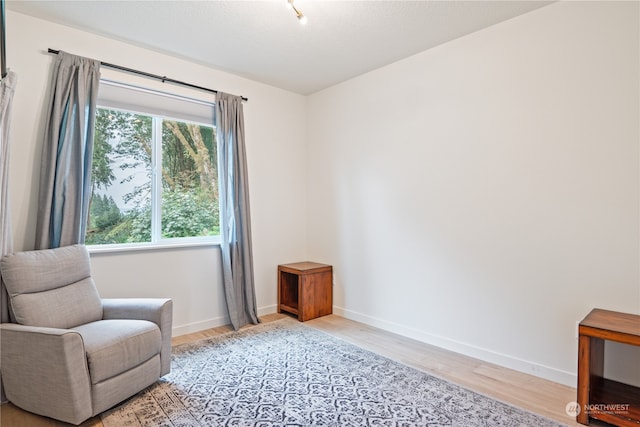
86 107 219 246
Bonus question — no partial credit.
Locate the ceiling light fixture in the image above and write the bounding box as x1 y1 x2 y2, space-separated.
287 0 307 25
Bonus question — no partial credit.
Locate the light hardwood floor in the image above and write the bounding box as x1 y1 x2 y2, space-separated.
1 313 601 426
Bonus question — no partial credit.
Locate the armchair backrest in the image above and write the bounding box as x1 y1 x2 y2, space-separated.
0 245 103 328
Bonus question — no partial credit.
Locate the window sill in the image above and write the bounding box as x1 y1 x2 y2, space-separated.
87 239 220 255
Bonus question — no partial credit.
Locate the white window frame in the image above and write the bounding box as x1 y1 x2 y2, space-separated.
87 81 220 253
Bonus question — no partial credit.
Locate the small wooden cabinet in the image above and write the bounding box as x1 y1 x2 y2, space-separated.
278 262 332 322
577 308 640 426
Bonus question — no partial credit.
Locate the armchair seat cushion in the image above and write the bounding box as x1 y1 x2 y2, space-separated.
72 319 161 384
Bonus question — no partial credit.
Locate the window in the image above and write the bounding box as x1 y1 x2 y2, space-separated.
86 81 219 247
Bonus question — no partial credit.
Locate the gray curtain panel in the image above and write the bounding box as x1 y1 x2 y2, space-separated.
0 70 17 323
0 70 18 403
216 92 259 330
35 52 100 249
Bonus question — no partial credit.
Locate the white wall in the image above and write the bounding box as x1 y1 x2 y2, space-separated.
307 1 639 387
5 11 308 334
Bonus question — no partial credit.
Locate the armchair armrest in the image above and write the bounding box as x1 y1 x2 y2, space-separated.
102 298 173 375
0 323 92 425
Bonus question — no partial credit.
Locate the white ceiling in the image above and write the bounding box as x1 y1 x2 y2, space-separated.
7 0 553 95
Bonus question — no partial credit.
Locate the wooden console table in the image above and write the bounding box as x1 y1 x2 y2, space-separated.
577 308 640 426
278 262 332 322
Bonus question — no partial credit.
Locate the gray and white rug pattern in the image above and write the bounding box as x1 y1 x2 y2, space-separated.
102 318 567 427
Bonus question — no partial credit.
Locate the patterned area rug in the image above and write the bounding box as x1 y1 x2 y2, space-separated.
101 318 567 427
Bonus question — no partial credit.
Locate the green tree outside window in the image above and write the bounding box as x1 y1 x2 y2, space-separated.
87 108 219 245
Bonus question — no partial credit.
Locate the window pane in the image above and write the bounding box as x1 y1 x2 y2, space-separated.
87 108 152 244
87 99 220 247
161 120 219 238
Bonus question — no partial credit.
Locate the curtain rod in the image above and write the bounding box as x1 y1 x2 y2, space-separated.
47 48 248 102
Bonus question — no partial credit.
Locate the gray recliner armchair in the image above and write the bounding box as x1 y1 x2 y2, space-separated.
0 244 172 425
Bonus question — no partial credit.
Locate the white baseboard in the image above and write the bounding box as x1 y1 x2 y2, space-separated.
258 304 278 317
172 304 278 337
333 306 577 388
172 315 230 337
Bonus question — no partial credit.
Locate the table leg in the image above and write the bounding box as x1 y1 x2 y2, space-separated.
577 334 590 425
577 335 605 425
